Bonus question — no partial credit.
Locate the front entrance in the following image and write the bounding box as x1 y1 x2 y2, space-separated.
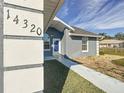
52 39 61 56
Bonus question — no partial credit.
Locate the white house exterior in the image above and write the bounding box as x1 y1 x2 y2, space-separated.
44 17 101 58
0 0 64 93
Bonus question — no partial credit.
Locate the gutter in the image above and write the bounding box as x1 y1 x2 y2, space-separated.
69 33 102 38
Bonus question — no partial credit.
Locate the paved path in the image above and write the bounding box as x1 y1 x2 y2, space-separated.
56 56 124 93
44 56 56 61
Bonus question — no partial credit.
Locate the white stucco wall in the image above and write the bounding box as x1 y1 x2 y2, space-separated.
1 0 44 93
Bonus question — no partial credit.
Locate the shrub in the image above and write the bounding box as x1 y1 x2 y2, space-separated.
99 51 104 55
112 58 124 67
100 48 124 56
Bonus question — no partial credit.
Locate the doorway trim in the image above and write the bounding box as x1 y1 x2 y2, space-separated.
52 38 61 55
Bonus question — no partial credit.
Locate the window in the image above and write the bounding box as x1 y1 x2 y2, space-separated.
44 33 50 51
82 37 88 52
44 41 50 50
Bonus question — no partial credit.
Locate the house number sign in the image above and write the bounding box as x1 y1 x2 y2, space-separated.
4 7 43 37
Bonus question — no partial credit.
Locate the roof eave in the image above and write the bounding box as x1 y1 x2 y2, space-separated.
69 33 102 38
54 17 75 31
44 0 64 32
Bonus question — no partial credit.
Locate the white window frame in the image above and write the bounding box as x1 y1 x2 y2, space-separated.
82 37 89 52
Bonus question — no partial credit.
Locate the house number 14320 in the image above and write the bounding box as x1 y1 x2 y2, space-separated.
7 9 42 36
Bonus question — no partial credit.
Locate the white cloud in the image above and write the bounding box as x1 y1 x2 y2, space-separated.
57 0 76 18
69 0 107 24
67 0 124 30
57 1 69 19
97 21 124 29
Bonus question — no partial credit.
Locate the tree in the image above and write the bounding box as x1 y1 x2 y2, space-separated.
115 32 124 40
98 33 107 36
99 33 113 39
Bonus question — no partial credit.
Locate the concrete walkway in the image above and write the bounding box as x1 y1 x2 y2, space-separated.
55 56 124 93
44 56 56 61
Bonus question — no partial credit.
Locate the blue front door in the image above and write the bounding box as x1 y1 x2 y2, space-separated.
53 39 60 55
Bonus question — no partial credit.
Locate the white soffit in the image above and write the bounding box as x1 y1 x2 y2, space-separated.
50 17 75 32
54 17 74 30
44 0 64 32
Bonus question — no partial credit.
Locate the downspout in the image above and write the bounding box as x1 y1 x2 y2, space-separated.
64 27 70 57
96 37 100 56
63 27 67 56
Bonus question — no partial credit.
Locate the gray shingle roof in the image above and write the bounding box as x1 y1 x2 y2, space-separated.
71 26 98 36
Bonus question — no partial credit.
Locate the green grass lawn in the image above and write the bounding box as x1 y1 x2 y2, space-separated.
100 48 124 56
112 58 124 67
44 60 105 93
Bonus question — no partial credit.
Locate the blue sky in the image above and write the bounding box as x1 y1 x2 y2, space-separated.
57 0 124 36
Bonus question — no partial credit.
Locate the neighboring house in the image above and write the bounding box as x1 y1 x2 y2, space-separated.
44 17 101 58
100 39 124 48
